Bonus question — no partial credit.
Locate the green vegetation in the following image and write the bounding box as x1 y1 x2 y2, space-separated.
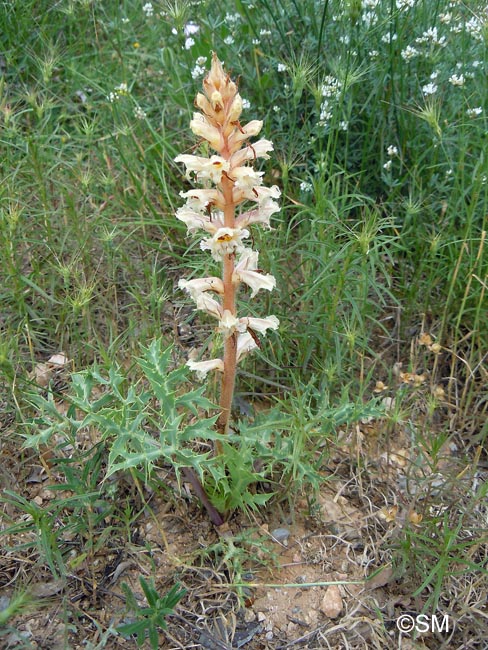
1 0 486 648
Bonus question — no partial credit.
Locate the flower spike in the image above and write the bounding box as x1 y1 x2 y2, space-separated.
175 53 279 438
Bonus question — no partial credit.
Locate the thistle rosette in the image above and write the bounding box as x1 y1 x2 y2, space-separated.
175 53 279 436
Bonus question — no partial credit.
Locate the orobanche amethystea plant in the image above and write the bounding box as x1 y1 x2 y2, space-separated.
175 53 279 440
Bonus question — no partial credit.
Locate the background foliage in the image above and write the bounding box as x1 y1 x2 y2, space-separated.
1 0 487 647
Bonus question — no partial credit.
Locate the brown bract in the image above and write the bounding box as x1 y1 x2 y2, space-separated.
196 53 242 134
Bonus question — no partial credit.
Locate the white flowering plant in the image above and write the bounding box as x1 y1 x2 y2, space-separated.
175 54 280 442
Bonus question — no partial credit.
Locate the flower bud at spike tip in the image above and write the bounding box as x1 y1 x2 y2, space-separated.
174 53 279 444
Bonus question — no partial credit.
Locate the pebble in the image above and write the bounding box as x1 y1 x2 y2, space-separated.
270 527 290 545
243 609 256 623
319 585 343 619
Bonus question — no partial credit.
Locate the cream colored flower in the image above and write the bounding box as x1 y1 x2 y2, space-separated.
233 250 276 297
195 293 223 319
200 227 249 261
218 311 278 339
235 199 280 229
176 205 221 233
239 183 281 204
231 166 264 190
218 310 245 337
178 277 224 301
180 188 224 211
230 139 274 167
236 332 259 361
242 315 279 333
189 112 222 150
187 358 224 379
227 120 263 153
175 154 230 184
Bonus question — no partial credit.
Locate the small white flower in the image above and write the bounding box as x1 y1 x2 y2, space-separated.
224 35 235 45
187 358 224 379
467 107 482 117
362 11 377 28
339 120 349 131
185 37 195 50
465 17 483 40
225 12 240 24
277 63 287 72
422 82 437 95
184 22 199 36
387 145 398 157
320 76 341 97
192 64 206 79
401 45 418 60
396 0 415 9
134 105 147 119
383 160 393 171
448 73 465 86
142 2 154 17
319 102 332 123
242 98 251 110
300 181 313 193
108 82 129 102
273 105 280 112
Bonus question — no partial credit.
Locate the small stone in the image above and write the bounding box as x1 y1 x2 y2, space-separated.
243 609 256 623
270 527 290 545
257 611 266 622
319 585 343 619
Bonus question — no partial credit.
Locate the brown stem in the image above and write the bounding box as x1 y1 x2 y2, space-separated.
217 173 238 439
182 467 224 526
